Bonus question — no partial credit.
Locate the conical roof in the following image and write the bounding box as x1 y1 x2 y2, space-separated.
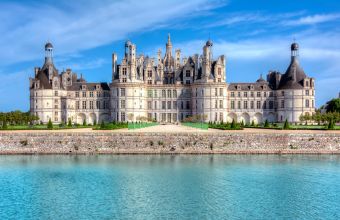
278 57 306 90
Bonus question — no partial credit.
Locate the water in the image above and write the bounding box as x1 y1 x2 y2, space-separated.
0 155 340 220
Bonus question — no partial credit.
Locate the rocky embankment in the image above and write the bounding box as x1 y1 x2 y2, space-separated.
0 131 340 154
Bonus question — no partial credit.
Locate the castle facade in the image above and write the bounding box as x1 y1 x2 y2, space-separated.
30 35 315 124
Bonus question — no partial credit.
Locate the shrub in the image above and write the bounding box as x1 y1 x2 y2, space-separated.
2 120 8 129
47 119 53 130
251 120 255 127
283 119 290 130
83 119 87 126
93 119 97 126
100 121 105 129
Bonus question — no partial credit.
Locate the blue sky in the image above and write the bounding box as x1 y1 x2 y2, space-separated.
0 0 339 111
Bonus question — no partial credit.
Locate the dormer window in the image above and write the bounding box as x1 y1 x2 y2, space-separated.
250 85 254 90
237 85 241 90
305 81 309 87
96 85 100 90
82 85 86 90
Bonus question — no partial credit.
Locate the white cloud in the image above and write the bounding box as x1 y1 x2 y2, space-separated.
0 0 226 66
285 14 340 26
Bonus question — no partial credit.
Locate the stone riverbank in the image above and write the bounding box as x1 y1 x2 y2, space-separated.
0 131 340 154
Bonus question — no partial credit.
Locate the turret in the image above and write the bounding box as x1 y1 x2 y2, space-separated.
202 40 213 81
112 53 117 82
45 42 54 64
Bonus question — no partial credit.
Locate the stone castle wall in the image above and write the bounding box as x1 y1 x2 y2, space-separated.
0 132 339 154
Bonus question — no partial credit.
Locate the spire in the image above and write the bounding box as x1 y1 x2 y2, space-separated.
44 42 54 64
167 33 172 46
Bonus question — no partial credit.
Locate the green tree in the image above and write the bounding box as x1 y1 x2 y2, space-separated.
231 119 236 129
100 121 105 129
327 118 335 130
251 120 255 127
47 119 53 130
2 120 8 129
68 118 72 127
326 98 340 113
83 119 87 126
264 119 269 128
283 119 290 130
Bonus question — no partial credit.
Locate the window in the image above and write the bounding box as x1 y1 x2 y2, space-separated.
306 81 309 87
312 100 314 108
281 100 284 108
162 101 166 109
238 92 241 97
220 88 223 96
250 92 254 97
76 101 80 109
121 100 126 108
121 112 126 121
122 68 127 76
264 92 267 97
154 101 158 109
167 101 171 109
82 91 86 97
173 90 177 98
281 91 285 96
122 78 127 83
147 70 152 78
238 101 241 109
231 101 235 109
90 91 94 97
220 113 223 121
218 68 222 75
147 90 153 98
186 80 190 84
120 88 125 96
167 90 172 98
186 101 190 109
82 101 86 109
96 101 100 109
257 92 261 97
162 90 166 98
148 80 152 85
263 101 266 109
55 91 58 96
269 101 274 109
244 101 248 109
305 90 309 96
89 101 94 109
215 88 218 96
244 92 247 97
215 100 218 108
186 70 190 77
250 101 254 109
218 78 221 83
305 99 310 108
147 101 152 110
231 92 235 97
257 101 261 109
219 100 223 108
173 101 177 109
154 90 158 98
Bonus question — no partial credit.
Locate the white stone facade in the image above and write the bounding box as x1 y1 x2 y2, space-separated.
30 36 315 124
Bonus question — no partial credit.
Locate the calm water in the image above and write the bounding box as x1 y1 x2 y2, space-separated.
0 155 340 220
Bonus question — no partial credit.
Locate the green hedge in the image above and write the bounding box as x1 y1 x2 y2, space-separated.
182 122 209 130
128 122 158 130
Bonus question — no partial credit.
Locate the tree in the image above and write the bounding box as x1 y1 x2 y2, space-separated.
326 98 340 113
2 120 8 129
93 119 97 126
251 120 255 127
83 119 87 126
264 119 269 128
100 121 105 129
68 118 72 127
283 119 290 130
47 119 53 129
328 118 335 130
231 119 236 129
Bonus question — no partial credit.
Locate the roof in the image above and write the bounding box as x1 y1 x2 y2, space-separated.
278 57 306 90
67 82 110 91
228 82 272 91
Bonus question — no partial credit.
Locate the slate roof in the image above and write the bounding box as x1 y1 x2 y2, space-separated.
278 57 306 90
